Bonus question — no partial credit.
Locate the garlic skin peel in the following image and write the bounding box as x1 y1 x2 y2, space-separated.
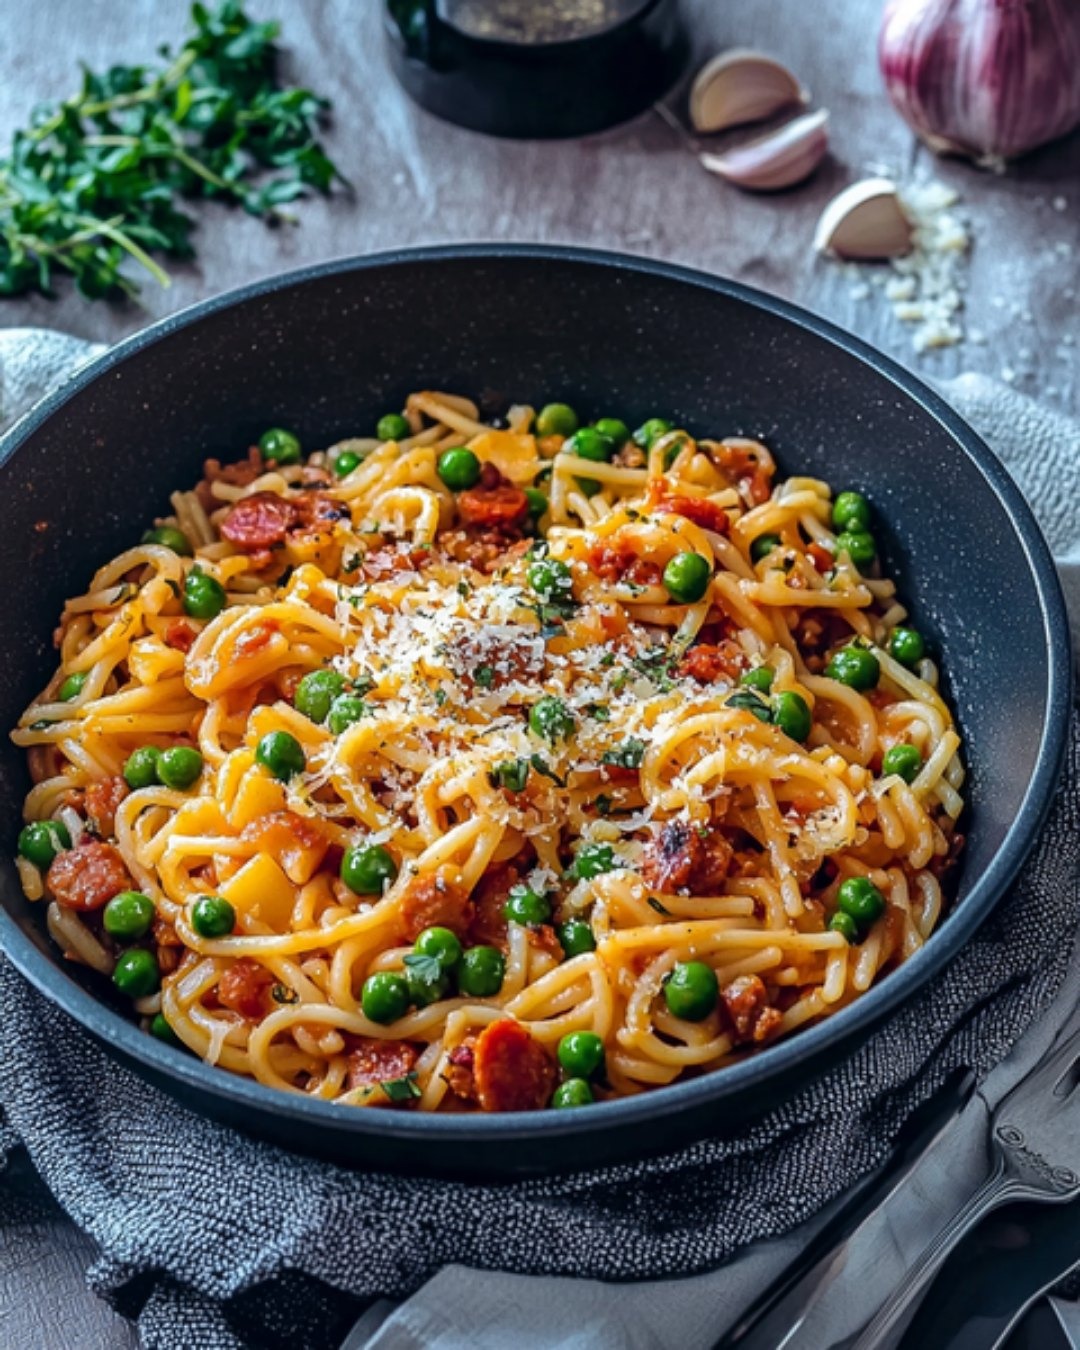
879 0 1080 164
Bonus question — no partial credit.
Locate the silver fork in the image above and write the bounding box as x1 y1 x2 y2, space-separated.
846 1015 1080 1350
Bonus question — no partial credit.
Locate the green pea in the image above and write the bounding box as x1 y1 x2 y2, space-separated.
414 926 463 972
564 428 615 464
503 884 552 926
191 894 236 938
295 669 347 724
112 948 160 999
536 403 579 438
525 488 549 518
882 744 922 783
341 843 398 895
123 746 162 791
405 959 449 1008
183 568 226 620
633 418 673 450
327 694 369 735
552 1078 594 1108
456 945 505 997
437 447 482 491
772 691 812 742
17 819 71 869
663 960 719 1022
567 842 616 881
334 450 361 477
361 971 410 1024
740 666 774 694
527 557 573 602
750 533 781 563
593 417 630 446
832 491 871 533
828 911 860 944
662 552 712 604
837 876 886 925
557 1030 605 1079
826 645 880 692
557 918 597 958
888 627 926 668
57 671 88 701
157 746 204 790
377 412 411 442
836 531 876 568
529 696 575 744
149 1012 180 1045
142 525 193 556
255 730 306 781
103 890 155 942
258 427 302 465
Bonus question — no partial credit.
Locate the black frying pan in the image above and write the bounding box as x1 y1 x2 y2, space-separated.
0 247 1070 1177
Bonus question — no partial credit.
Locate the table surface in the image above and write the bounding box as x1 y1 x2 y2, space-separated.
0 1 1077 1346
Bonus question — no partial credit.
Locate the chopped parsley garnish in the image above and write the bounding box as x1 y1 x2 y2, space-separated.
30 719 55 731
457 580 471 599
725 689 772 723
601 738 646 770
595 794 613 817
402 952 443 984
434 688 448 707
648 896 672 916
271 983 299 1004
344 553 363 573
490 758 530 793
473 664 495 689
586 703 611 722
380 1071 422 1103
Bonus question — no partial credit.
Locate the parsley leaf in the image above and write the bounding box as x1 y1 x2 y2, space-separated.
601 737 645 769
380 1071 422 1103
490 758 530 793
529 753 567 787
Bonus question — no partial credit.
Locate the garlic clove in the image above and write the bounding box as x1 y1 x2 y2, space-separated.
700 110 829 192
814 178 914 259
689 49 808 135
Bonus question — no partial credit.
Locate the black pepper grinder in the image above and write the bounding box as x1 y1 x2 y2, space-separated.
384 0 689 139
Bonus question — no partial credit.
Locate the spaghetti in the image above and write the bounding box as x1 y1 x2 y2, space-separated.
12 393 965 1113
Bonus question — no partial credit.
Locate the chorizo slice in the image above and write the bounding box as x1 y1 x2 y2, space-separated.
721 973 782 1044
473 1018 557 1113
219 492 300 552
47 840 131 912
456 484 529 533
653 493 730 535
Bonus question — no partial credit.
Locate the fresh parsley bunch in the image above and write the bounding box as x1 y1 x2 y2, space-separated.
0 0 345 302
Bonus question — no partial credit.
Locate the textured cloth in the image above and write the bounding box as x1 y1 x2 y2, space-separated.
0 332 1079 1350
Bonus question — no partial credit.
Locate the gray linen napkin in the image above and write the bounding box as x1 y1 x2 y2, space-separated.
1 329 1078 1350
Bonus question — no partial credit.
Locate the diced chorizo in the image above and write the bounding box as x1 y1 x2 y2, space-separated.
712 443 773 505
640 822 733 895
444 1041 477 1103
293 490 350 532
652 493 730 535
220 491 300 551
47 840 131 911
473 1018 557 1113
587 542 662 588
456 484 530 534
526 924 564 960
195 447 264 511
721 974 782 1044
345 1037 418 1091
678 641 745 684
217 957 275 1020
163 620 198 652
361 544 435 581
84 776 129 838
807 542 834 573
399 874 473 941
